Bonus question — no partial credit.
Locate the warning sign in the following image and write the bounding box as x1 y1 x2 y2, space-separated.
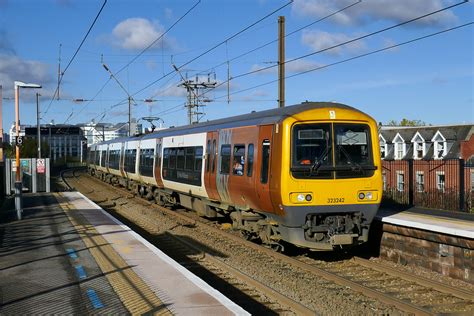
37 158 45 174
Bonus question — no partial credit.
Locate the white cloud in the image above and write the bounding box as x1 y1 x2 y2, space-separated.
292 0 458 27
302 30 366 55
164 8 174 20
153 83 187 98
0 54 52 95
111 17 178 51
286 59 323 73
250 59 322 75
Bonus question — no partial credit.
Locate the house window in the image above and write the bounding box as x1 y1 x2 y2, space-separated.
382 172 387 191
416 171 424 192
380 143 386 159
432 131 447 159
434 141 445 159
395 143 404 160
436 171 445 192
414 142 424 159
397 171 404 192
379 135 386 159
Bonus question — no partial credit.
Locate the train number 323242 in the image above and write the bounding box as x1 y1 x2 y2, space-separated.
327 197 345 203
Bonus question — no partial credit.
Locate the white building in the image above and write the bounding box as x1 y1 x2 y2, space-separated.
80 120 143 147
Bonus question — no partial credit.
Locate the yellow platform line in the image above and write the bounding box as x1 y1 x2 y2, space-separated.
54 193 173 316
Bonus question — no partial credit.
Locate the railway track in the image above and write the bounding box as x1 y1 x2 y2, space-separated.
61 168 474 315
61 168 314 315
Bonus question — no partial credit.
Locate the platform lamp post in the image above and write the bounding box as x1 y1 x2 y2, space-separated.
14 81 42 220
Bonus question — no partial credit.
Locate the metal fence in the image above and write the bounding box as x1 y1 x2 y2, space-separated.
381 159 473 212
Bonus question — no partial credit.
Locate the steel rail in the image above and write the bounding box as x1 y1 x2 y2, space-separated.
63 170 316 315
353 257 474 302
74 171 439 314
170 233 317 316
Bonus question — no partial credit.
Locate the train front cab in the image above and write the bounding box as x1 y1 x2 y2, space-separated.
277 107 383 250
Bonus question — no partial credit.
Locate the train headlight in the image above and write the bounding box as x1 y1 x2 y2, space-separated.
358 191 377 201
290 192 313 204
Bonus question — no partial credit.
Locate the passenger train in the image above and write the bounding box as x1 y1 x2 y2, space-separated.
87 101 383 251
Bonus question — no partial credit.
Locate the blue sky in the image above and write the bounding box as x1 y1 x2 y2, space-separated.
0 0 473 132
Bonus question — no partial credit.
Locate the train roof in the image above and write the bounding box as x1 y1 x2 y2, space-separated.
93 101 364 146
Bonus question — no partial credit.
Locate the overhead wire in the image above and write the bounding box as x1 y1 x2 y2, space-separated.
43 0 108 117
92 0 294 124
211 22 474 101
199 0 469 98
204 0 362 74
129 0 294 98
65 0 202 127
229 0 469 81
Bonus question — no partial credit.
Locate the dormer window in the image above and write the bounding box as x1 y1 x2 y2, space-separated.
393 133 406 160
379 134 387 159
432 131 447 159
411 132 425 160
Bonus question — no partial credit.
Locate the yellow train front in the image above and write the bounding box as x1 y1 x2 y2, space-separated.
265 102 382 250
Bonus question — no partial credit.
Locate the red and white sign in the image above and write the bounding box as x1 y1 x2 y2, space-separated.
37 158 45 174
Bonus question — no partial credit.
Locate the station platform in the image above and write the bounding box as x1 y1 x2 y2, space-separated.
374 206 473 284
0 192 248 315
376 206 474 239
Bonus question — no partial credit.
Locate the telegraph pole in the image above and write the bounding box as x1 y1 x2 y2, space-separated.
278 16 285 108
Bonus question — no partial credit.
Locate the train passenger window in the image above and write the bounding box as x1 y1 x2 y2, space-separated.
260 140 270 184
124 149 137 173
139 148 154 177
101 150 107 167
195 147 203 171
206 140 211 172
185 147 194 170
163 148 169 168
169 148 177 169
211 140 216 173
247 144 254 177
177 149 185 169
109 150 120 170
220 145 231 174
232 145 245 176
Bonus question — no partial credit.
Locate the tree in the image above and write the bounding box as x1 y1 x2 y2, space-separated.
386 118 428 126
2 138 50 159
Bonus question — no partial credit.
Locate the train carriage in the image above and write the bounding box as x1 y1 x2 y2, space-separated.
88 102 382 251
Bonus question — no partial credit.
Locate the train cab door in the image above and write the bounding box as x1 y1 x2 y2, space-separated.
255 125 274 212
204 131 220 201
154 138 164 187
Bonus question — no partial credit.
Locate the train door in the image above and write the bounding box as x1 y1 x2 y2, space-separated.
119 142 125 177
154 138 164 187
204 131 220 201
255 125 274 212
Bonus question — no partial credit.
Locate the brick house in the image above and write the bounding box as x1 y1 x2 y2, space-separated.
379 124 474 211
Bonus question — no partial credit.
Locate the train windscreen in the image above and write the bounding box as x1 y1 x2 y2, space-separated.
291 123 375 179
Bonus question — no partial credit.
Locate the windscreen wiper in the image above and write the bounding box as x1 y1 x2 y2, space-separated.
310 146 331 175
336 145 362 172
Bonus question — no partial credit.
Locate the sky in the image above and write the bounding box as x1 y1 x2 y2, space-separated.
0 0 473 133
